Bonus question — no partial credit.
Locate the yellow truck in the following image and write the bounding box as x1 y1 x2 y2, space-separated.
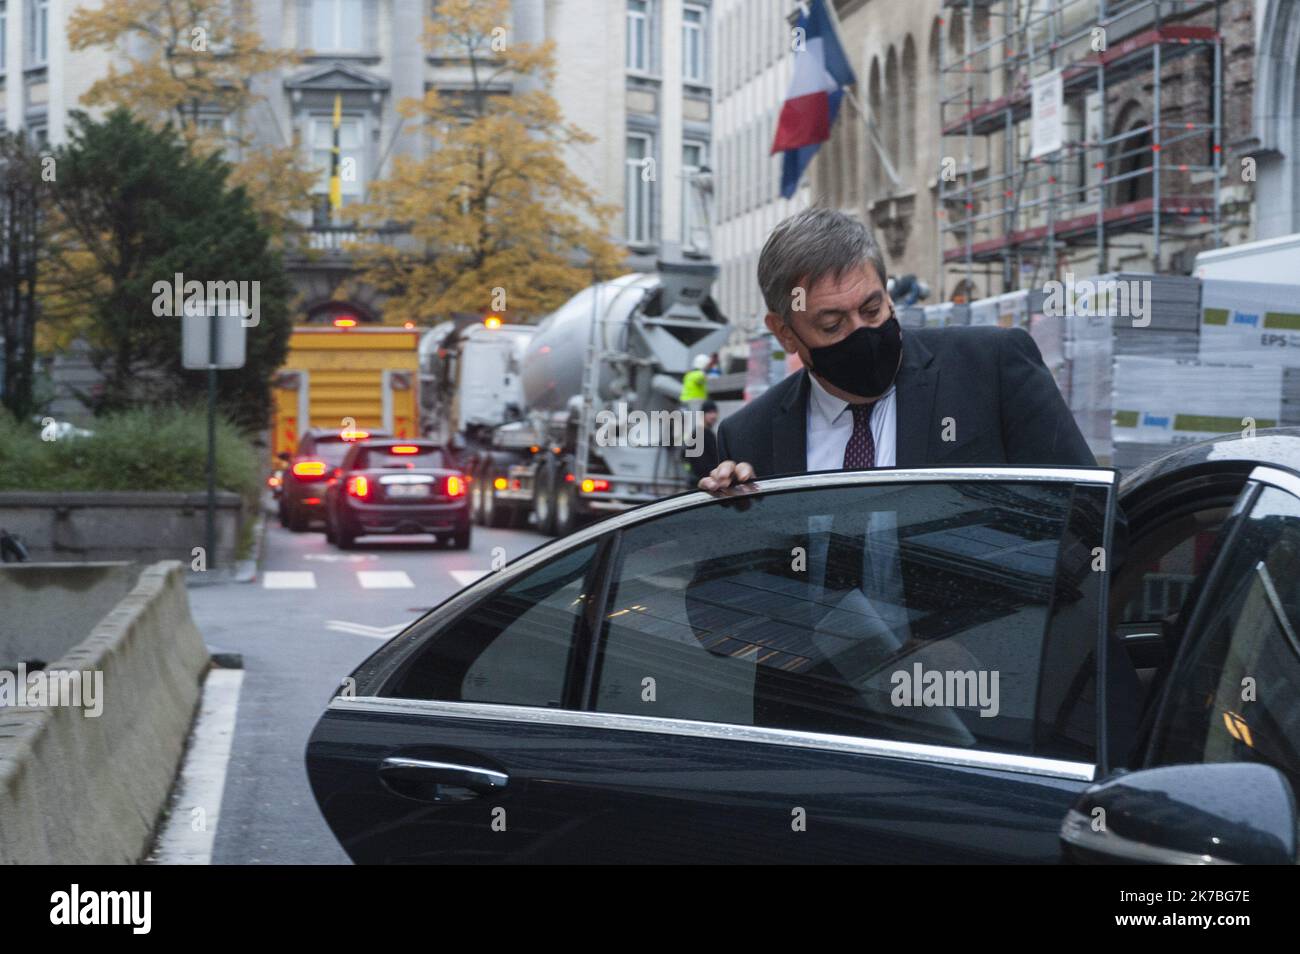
270 325 422 467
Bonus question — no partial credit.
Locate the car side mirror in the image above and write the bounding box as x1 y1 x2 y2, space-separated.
1061 763 1298 864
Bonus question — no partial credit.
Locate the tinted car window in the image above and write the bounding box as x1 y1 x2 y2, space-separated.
1151 485 1300 789
355 446 450 469
312 438 359 466
592 481 1101 760
383 544 597 707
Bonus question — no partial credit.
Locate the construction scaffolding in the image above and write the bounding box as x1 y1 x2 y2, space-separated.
937 0 1226 298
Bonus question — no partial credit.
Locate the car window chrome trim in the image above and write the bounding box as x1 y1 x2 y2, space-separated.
331 696 1097 782
1248 465 1300 501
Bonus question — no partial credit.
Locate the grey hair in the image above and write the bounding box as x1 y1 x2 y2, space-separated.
757 208 888 321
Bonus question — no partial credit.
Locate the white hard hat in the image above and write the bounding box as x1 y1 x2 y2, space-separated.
693 354 710 371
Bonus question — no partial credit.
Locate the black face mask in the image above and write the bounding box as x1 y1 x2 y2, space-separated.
793 309 903 399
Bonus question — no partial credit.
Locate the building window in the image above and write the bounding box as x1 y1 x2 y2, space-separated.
28 123 47 148
683 4 707 84
626 132 653 245
627 0 650 73
28 0 48 67
311 0 363 53
0 2 7 72
682 139 708 246
197 113 232 156
310 114 365 221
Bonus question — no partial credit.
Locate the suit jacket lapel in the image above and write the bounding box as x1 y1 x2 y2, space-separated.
894 333 938 468
771 369 810 476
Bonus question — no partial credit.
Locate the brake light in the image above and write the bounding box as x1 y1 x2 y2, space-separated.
493 477 507 491
347 475 370 498
390 445 420 455
292 460 327 478
267 475 282 489
445 476 466 497
333 317 357 328
580 479 610 493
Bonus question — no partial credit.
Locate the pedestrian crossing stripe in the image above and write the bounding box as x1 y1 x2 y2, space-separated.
262 571 317 589
357 571 415 589
260 569 487 590
450 570 490 588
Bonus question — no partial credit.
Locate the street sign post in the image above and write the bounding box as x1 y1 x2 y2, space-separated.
182 308 247 571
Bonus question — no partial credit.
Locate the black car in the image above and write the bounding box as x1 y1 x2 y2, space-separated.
305 430 1300 864
324 440 471 550
280 427 392 532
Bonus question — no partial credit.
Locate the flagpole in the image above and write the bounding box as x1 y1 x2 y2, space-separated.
819 0 903 189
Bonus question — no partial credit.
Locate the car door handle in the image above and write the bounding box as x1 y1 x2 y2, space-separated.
378 757 509 802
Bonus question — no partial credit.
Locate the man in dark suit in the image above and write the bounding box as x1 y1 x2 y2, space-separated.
699 208 1095 491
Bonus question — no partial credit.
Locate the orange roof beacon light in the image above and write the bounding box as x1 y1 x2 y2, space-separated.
333 316 358 328
340 429 371 441
484 315 503 330
493 477 508 491
403 321 415 329
390 445 421 454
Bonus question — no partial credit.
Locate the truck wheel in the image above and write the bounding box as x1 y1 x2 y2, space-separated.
553 475 579 537
288 503 309 532
277 501 289 528
533 462 556 536
324 512 337 544
470 465 487 525
485 481 509 528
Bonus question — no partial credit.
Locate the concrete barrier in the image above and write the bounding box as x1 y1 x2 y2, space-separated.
0 491 245 566
0 561 211 864
0 562 143 669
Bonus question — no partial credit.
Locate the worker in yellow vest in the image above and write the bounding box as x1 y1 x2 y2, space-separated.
679 353 711 407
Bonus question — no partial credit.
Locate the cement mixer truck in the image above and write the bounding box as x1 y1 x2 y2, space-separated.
460 251 729 536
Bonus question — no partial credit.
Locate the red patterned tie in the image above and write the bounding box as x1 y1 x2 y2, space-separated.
842 403 876 470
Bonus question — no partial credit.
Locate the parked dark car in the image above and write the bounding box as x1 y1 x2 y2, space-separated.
305 429 1300 864
324 439 470 550
280 427 391 532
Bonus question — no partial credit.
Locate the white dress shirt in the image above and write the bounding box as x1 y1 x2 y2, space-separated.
805 372 897 472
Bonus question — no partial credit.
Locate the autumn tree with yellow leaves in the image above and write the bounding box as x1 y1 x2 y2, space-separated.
352 0 625 323
66 0 315 230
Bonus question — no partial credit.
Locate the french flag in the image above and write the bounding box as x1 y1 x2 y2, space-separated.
771 0 857 199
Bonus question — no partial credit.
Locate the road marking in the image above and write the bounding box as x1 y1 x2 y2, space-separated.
357 570 414 589
326 619 408 639
263 571 316 589
303 553 377 562
450 570 490 588
148 667 244 865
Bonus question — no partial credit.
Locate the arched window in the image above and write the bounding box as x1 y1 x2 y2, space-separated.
868 55 883 199
902 35 917 166
1110 101 1153 205
885 45 900 183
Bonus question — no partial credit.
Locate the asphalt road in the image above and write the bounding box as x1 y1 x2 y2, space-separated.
185 509 547 864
